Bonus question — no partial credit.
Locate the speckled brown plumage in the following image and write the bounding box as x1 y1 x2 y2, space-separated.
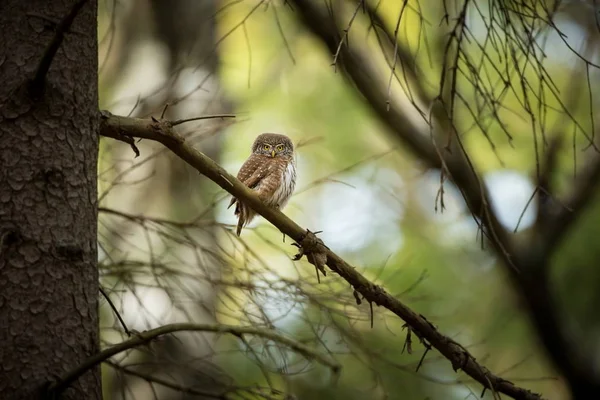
228 133 297 236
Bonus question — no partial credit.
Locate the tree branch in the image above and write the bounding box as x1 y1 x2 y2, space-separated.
99 286 131 336
543 153 600 251
290 0 513 264
100 111 542 400
105 361 229 400
106 360 282 400
29 0 89 96
46 322 340 396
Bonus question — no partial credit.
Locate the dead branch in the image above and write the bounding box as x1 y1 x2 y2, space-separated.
100 111 542 400
106 360 283 400
171 114 237 126
99 286 131 336
46 322 340 397
543 154 600 251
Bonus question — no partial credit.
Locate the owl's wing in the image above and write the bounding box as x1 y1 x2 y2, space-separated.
227 154 270 210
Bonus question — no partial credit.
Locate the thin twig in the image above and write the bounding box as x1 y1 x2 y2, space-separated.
99 286 131 336
170 114 236 126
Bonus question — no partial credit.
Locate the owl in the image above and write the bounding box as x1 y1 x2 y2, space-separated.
228 133 297 236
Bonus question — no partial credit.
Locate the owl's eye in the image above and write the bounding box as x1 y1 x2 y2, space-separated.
263 144 271 151
275 144 284 152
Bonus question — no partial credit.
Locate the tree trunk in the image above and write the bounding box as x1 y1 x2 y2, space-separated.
0 1 100 399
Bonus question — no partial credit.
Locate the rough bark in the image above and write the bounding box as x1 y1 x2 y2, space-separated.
0 1 100 399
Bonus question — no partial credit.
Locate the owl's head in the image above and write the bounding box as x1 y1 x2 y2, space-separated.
252 133 294 158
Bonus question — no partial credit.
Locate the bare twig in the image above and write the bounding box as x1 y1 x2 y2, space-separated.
543 153 600 251
99 286 131 336
170 114 237 126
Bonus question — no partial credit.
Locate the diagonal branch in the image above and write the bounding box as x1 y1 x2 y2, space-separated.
297 0 511 269
29 0 89 96
289 0 512 265
542 153 600 251
46 322 340 397
100 111 542 400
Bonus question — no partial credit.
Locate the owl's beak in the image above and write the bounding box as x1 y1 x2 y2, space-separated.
271 150 276 157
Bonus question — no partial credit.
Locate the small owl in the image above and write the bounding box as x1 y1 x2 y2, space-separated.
228 133 297 236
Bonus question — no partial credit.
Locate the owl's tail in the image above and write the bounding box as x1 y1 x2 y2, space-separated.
236 214 244 237
235 202 255 236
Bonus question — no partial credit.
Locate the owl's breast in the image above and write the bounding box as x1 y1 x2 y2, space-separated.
271 159 297 209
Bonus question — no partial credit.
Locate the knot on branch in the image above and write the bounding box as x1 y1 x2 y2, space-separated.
100 110 140 157
449 341 470 372
150 116 185 144
292 230 328 281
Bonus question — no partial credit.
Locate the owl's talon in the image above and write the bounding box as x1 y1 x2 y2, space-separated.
292 241 304 260
291 229 328 279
